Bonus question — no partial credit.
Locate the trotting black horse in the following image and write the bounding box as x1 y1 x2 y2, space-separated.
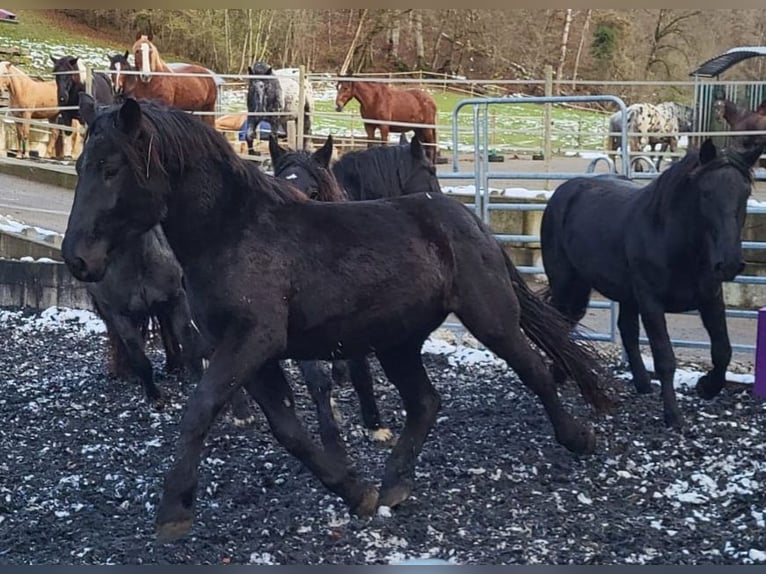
85 224 205 408
64 94 613 542
541 139 762 430
51 55 114 128
269 133 442 443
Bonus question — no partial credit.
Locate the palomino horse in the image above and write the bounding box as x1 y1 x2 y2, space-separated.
120 34 217 126
0 61 71 158
335 74 439 162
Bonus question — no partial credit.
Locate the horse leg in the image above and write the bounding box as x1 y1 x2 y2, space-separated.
244 359 378 516
109 313 163 409
637 299 682 429
379 125 390 146
456 277 596 454
375 341 441 508
155 309 183 374
364 123 377 148
349 356 393 443
618 301 653 394
695 291 731 400
296 359 350 463
155 332 286 542
331 359 350 385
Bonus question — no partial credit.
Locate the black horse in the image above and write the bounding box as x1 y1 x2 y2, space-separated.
51 55 114 131
269 133 442 443
85 225 205 408
64 94 613 543
541 139 762 430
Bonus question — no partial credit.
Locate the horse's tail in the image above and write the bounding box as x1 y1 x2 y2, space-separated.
502 250 615 413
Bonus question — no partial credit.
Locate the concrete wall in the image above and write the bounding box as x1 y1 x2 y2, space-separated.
0 258 92 311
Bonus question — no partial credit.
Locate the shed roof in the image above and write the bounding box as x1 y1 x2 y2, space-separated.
690 46 766 78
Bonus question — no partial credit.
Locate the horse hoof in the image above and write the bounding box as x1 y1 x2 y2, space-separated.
330 398 343 424
352 485 379 517
156 517 194 543
634 381 654 395
557 422 597 455
664 411 685 431
368 427 395 445
231 414 257 428
695 373 724 400
378 482 412 509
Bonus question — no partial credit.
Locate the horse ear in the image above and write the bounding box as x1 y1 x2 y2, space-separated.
123 50 129 59
268 134 286 164
247 66 253 75
117 98 143 136
135 32 143 40
700 138 718 165
79 93 97 126
312 135 334 168
147 33 153 42
399 133 408 145
410 133 424 159
50 55 57 64
741 143 765 168
68 57 78 66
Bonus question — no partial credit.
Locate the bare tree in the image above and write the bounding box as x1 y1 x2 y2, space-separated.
645 9 701 78
571 9 592 90
555 9 573 93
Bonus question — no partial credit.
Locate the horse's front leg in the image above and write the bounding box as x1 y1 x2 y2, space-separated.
155 328 282 543
379 125 390 145
364 123 377 147
637 297 682 429
696 290 731 400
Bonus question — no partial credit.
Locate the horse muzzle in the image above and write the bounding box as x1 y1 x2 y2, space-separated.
62 235 109 283
335 104 344 112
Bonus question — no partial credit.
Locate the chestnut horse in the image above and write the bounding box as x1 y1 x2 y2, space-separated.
120 34 217 127
335 75 438 162
0 61 71 158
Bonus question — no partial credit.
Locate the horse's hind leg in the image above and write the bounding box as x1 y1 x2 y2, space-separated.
110 313 163 408
457 286 595 454
349 356 393 443
618 301 653 394
695 291 731 400
374 341 441 508
297 359 350 463
245 359 378 516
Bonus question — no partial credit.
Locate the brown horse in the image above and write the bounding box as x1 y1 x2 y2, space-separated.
713 98 766 148
335 75 438 162
119 34 217 127
0 61 75 158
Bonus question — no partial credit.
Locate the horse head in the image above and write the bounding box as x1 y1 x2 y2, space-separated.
335 72 356 112
109 50 132 95
692 139 763 281
63 95 167 282
51 55 85 105
132 34 158 83
269 134 345 202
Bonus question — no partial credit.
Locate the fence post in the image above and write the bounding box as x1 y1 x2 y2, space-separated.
543 65 553 190
297 64 306 150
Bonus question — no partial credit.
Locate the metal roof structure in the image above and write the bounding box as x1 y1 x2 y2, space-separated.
690 46 766 78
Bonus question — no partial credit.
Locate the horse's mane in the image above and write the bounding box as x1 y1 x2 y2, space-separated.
89 99 306 205
272 150 348 203
645 146 753 223
331 144 418 200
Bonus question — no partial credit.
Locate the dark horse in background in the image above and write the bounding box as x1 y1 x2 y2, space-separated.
65 94 613 542
269 132 442 443
541 139 762 430
51 55 114 133
713 98 766 149
108 51 132 96
245 61 314 154
335 73 439 163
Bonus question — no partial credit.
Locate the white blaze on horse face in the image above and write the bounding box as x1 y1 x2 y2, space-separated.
114 62 121 89
77 59 86 84
140 42 151 82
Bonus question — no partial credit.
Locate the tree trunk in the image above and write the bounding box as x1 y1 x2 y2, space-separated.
224 9 232 72
571 9 592 91
555 8 573 94
388 16 400 60
414 10 425 69
339 9 367 75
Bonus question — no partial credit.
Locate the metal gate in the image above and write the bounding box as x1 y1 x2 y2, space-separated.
440 94 763 354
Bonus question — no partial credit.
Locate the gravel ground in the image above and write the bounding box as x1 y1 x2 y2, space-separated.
1 306 765 565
